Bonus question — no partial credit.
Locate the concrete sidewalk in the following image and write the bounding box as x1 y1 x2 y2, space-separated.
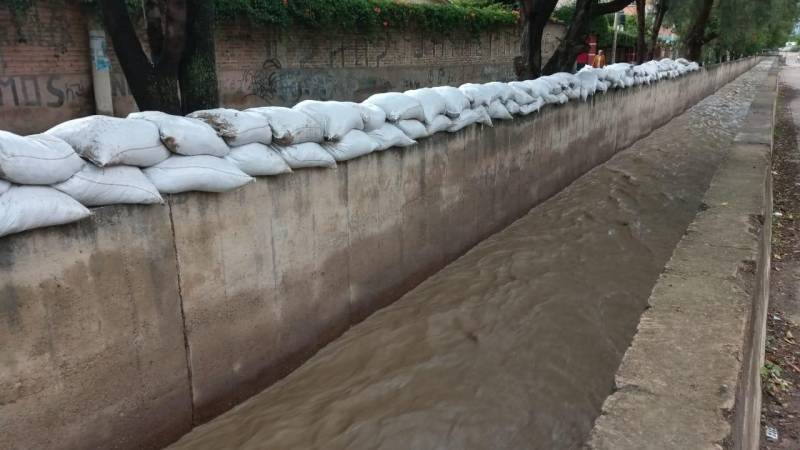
589 59 778 450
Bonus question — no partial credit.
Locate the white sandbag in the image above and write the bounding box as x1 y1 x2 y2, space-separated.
0 131 84 185
128 111 230 157
224 143 292 176
519 97 545 115
523 79 561 104
504 99 521 115
0 179 9 195
187 108 271 146
425 115 452 135
246 107 324 145
396 119 429 140
46 115 170 167
0 185 91 238
404 88 447 124
459 83 495 107
143 155 254 194
367 124 417 151
431 86 471 118
508 85 535 105
447 108 481 133
273 142 337 169
508 81 534 96
53 164 163 206
358 103 387 131
293 100 364 141
474 106 493 126
576 70 599 101
321 130 378 162
363 93 425 122
483 82 514 102
487 100 513 120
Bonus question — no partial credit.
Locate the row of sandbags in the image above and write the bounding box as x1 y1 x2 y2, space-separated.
0 57 701 238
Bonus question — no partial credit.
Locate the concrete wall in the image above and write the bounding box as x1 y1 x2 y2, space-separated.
0 1 565 134
0 58 758 450
588 60 778 450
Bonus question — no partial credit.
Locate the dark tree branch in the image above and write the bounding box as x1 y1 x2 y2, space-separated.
648 0 668 59
635 0 646 63
159 0 187 72
145 0 164 61
594 0 634 17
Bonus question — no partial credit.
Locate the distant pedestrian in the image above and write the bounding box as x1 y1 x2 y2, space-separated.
592 50 607 68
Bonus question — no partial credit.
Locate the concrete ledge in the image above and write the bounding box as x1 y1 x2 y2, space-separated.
588 61 778 450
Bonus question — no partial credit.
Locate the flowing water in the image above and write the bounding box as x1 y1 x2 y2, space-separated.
168 63 771 450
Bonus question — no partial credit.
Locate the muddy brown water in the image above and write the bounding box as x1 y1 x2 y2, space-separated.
168 63 770 450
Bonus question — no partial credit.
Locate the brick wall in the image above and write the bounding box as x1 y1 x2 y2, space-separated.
0 2 565 134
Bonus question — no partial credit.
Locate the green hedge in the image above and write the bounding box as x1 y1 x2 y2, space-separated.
0 0 517 35
215 0 518 34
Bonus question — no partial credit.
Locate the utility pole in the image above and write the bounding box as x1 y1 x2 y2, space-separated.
611 12 620 63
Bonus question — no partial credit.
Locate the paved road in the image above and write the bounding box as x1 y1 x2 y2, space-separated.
167 64 770 450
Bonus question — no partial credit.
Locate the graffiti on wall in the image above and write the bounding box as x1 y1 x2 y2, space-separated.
0 75 90 108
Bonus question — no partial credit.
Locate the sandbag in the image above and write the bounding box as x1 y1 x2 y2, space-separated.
0 179 9 195
293 100 364 141
504 99 521 115
363 93 425 122
487 100 513 120
0 185 91 238
431 86 471 117
144 155 254 194
474 106 493 126
367 124 417 151
522 79 560 104
53 164 163 206
272 142 337 169
459 83 495 107
425 115 452 135
483 82 514 102
246 107 324 145
322 130 379 162
447 108 481 133
403 88 447 124
396 119 429 140
46 115 170 167
187 108 271 146
0 131 84 185
576 70 599 100
508 85 535 105
128 111 230 157
358 103 387 131
224 143 292 176
519 98 545 115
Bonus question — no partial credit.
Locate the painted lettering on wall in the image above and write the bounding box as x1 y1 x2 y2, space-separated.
0 75 89 108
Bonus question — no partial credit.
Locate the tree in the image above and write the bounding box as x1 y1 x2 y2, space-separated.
542 0 634 74
634 0 646 63
98 0 220 114
681 0 715 61
648 0 668 59
517 0 560 79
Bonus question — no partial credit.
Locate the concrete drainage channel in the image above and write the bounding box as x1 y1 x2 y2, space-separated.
0 59 765 450
165 62 777 449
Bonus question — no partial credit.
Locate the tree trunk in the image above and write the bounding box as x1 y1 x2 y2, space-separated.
634 0 646 63
516 0 558 80
542 0 591 74
180 0 220 113
542 0 634 74
648 0 668 60
683 0 715 61
99 0 187 113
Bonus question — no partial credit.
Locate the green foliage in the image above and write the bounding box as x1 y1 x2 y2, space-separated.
666 0 800 58
215 0 518 34
552 4 637 48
